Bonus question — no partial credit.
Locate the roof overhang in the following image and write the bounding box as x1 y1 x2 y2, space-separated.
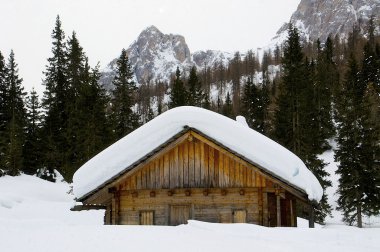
77 126 309 203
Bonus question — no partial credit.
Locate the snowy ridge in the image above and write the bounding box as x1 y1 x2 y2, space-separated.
73 106 323 201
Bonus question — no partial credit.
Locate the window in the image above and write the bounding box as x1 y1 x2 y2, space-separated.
233 210 247 223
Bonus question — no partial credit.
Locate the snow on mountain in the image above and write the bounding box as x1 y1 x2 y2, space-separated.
100 26 233 90
271 0 380 47
101 1 380 90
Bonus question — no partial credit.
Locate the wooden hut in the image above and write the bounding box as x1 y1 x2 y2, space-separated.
73 107 322 227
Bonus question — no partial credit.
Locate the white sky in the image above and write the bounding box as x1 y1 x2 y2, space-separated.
0 0 300 95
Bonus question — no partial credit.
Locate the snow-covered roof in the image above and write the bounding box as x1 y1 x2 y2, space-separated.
73 106 323 201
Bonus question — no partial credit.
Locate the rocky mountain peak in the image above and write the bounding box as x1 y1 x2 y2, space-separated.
101 26 232 89
126 25 192 84
273 0 380 44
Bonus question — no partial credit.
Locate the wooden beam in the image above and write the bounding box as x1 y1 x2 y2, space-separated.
70 205 106 211
309 203 315 228
276 195 281 227
290 199 295 227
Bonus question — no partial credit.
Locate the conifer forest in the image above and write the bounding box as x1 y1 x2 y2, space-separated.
0 15 380 228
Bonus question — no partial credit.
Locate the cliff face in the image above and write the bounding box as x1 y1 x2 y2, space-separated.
274 0 380 43
101 26 231 90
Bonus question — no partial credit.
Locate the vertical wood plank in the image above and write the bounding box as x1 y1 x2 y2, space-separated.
169 149 175 188
141 166 147 189
208 146 214 187
236 163 240 187
252 170 256 187
136 170 142 189
146 164 151 189
203 144 209 187
189 140 195 187
154 158 159 189
261 175 266 187
224 154 229 186
200 141 205 186
229 158 235 187
173 147 179 188
183 141 189 187
148 162 153 189
178 143 184 188
160 156 164 188
242 162 247 187
168 149 176 188
214 150 219 187
163 153 170 188
246 167 252 187
194 139 201 187
218 152 224 187
256 173 261 187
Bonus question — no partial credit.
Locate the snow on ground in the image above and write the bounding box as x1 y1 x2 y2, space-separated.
0 147 380 251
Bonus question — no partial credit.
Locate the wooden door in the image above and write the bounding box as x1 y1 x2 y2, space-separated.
170 205 191 225
140 211 154 225
233 210 247 223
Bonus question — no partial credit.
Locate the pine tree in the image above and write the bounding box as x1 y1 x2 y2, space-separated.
335 54 367 227
202 91 211 110
23 88 42 175
0 51 7 174
242 77 259 129
187 66 204 107
110 48 139 140
222 92 234 118
64 31 88 180
274 25 331 223
315 37 338 150
3 51 26 176
361 16 380 93
360 83 380 217
230 52 242 114
169 67 187 108
79 63 112 162
274 24 305 154
303 59 333 223
41 15 68 181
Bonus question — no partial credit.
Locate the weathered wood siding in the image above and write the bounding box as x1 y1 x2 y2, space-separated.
118 137 266 191
117 188 261 225
101 133 300 227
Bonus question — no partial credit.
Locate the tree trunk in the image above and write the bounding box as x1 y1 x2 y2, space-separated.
357 204 362 228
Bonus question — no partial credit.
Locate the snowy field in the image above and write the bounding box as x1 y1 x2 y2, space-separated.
1 150 380 252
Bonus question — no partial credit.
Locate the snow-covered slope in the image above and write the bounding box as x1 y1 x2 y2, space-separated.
100 26 232 90
0 174 103 226
1 172 380 252
272 0 380 46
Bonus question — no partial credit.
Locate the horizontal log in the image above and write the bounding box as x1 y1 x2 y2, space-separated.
70 204 106 211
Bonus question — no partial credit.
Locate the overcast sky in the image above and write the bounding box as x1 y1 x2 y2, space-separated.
0 0 300 94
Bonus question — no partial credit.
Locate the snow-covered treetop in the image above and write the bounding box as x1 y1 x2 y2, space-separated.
73 107 323 201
